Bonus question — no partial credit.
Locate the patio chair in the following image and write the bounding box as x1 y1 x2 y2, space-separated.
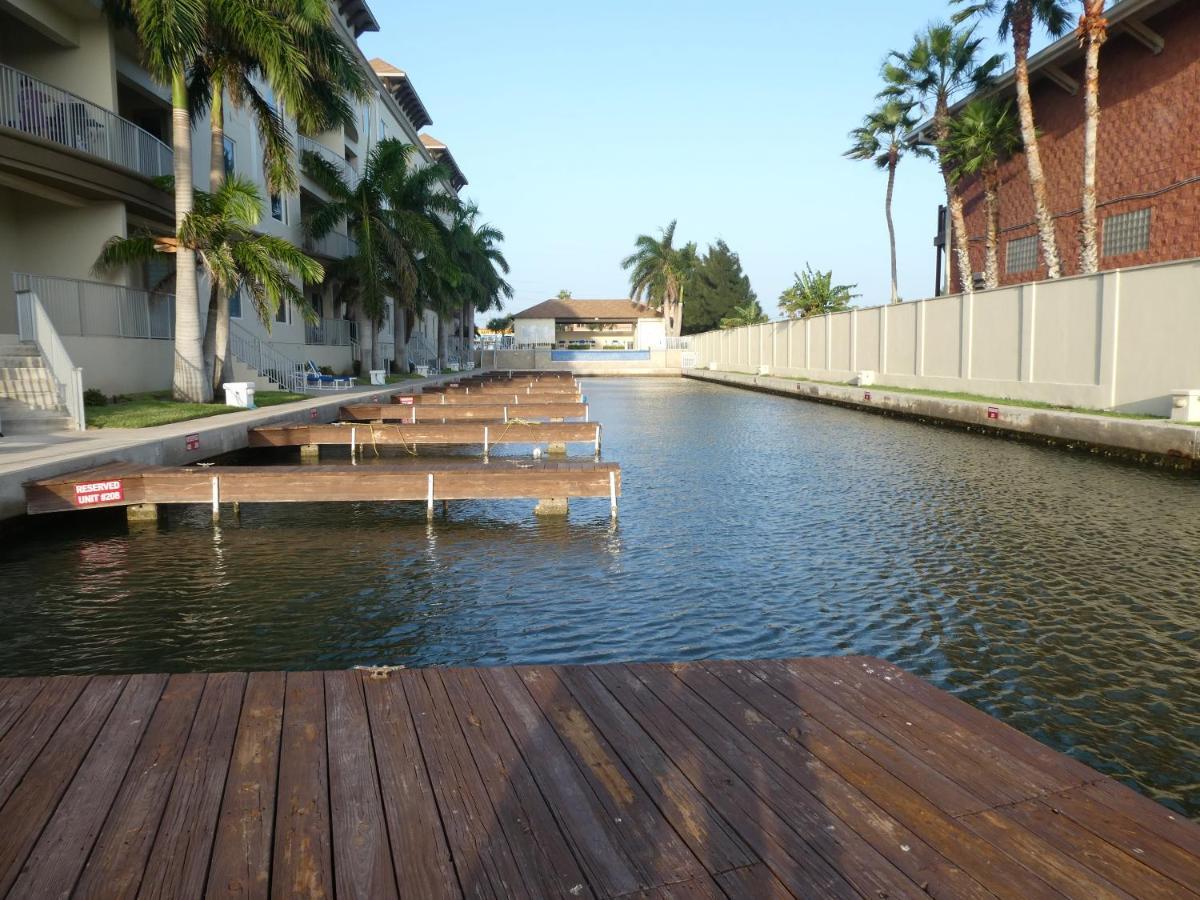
305 361 353 391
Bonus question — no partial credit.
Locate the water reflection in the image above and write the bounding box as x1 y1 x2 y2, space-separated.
0 378 1197 816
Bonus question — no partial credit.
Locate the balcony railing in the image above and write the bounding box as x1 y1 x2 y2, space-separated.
12 273 175 340
305 317 353 346
0 63 172 180
302 230 357 259
298 134 357 187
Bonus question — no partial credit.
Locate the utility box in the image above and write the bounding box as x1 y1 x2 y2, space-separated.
1169 389 1200 422
758 365 771 376
222 381 256 409
369 369 386 385
855 370 877 386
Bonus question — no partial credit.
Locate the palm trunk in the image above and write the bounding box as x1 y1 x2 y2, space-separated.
934 104 973 295
204 78 228 396
370 317 382 371
170 70 209 402
437 314 449 370
460 300 472 362
983 171 1000 289
392 300 408 373
1079 2 1106 275
885 153 899 303
354 305 370 375
1013 9 1062 278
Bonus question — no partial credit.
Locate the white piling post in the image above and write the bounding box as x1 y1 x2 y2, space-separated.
585 404 589 423
350 426 357 461
609 470 617 519
441 393 446 404
483 425 490 457
514 395 519 405
594 424 601 455
211 476 220 521
504 406 509 423
427 473 434 520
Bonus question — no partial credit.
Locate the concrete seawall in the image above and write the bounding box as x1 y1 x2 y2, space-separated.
685 368 1200 471
0 373 475 523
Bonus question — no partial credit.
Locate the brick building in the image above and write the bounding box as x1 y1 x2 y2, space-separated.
939 0 1198 290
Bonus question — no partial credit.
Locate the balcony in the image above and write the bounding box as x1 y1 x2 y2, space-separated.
297 134 357 188
302 229 358 260
0 63 172 181
12 273 175 340
305 317 353 346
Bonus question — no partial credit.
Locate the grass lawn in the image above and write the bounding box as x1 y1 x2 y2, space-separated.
86 390 309 429
353 373 423 385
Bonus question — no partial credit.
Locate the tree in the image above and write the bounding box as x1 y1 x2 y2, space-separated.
944 98 1022 288
719 300 768 329
621 220 696 337
682 240 756 334
778 266 859 319
845 100 931 304
487 314 514 333
303 138 444 371
95 177 323 345
1078 0 1107 274
441 204 512 365
882 23 1001 294
556 289 572 300
954 0 1071 278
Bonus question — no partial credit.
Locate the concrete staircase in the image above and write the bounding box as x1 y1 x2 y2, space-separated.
0 342 75 434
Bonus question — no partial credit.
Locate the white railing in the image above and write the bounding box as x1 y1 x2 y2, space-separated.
298 134 357 187
229 320 305 391
305 317 353 346
406 331 437 368
15 289 85 430
12 273 174 339
665 336 692 349
0 62 172 180
302 230 357 259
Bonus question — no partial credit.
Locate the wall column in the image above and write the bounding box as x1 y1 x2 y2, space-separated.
1097 270 1121 407
915 300 926 377
849 309 858 373
960 292 974 380
879 304 888 375
1019 283 1037 383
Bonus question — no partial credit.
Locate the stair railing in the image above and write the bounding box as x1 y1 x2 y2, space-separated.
14 289 85 429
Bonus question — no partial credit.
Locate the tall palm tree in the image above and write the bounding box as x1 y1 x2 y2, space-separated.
845 100 931 303
882 23 1001 294
621 220 696 337
303 138 431 371
954 0 1071 278
448 204 512 364
945 98 1022 288
1078 0 1108 274
94 177 323 339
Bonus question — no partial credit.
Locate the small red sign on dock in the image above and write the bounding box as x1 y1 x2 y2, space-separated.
185 433 200 451
863 391 872 401
310 408 319 420
398 396 415 405
987 406 1000 420
74 480 124 507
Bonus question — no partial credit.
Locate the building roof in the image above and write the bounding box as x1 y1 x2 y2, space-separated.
369 58 433 131
335 0 379 37
915 0 1178 142
419 133 468 191
513 299 663 321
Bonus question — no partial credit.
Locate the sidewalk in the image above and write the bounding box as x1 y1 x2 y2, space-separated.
0 374 471 522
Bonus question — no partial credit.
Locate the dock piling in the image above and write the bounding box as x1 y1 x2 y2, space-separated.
610 471 618 519
300 443 320 463
426 473 434 520
211 476 220 522
534 497 568 516
126 503 158 525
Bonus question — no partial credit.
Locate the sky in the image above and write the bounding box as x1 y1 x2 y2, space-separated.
359 0 1059 318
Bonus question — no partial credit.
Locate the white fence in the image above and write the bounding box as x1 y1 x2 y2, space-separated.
15 289 85 429
13 273 174 340
690 257 1200 416
305 317 353 346
0 62 172 180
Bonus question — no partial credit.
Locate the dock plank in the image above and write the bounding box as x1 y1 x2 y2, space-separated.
0 657 1194 899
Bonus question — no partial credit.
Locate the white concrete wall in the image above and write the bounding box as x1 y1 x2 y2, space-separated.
635 318 666 350
690 257 1200 416
514 318 554 345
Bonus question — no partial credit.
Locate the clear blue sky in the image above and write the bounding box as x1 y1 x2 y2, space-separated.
360 1 1057 317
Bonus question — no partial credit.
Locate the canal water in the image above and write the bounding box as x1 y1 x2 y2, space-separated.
1 377 1198 817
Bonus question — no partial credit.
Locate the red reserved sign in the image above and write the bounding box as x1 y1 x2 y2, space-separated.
185 432 200 451
310 408 319 420
863 391 872 401
987 406 1000 420
398 396 415 405
74 479 124 507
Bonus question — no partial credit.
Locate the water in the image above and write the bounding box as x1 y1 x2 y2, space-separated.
1 378 1198 817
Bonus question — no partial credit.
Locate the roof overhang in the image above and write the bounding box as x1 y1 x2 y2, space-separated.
336 0 379 38
419 134 467 191
913 0 1178 143
373 67 433 131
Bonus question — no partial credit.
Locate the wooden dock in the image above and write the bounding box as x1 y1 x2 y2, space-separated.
248 422 603 453
340 402 589 423
391 391 582 405
25 460 620 517
0 656 1195 899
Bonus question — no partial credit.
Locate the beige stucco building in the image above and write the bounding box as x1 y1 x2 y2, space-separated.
0 0 469 430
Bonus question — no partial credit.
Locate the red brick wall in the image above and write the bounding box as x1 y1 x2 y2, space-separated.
953 1 1200 287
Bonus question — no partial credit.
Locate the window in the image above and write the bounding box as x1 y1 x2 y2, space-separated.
1103 207 1151 257
275 301 289 324
270 192 286 222
1005 235 1038 274
222 136 235 175
229 287 242 319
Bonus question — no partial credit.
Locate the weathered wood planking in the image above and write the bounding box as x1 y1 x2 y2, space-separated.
25 461 621 514
340 402 589 422
0 657 1196 899
392 391 583 405
248 422 602 449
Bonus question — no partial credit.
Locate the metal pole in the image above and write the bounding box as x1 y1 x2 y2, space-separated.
211 476 220 522
426 473 434 520
350 427 357 462
483 425 489 457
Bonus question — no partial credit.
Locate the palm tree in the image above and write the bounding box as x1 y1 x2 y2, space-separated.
882 23 1001 295
436 204 512 366
303 138 438 371
954 0 1071 278
1078 0 1108 274
556 289 572 300
778 266 860 319
845 100 931 303
621 221 696 337
94 177 323 342
944 98 1022 288
719 300 768 329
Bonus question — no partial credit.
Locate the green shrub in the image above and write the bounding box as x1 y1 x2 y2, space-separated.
83 388 107 406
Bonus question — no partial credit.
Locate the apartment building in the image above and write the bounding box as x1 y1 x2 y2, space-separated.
0 0 468 428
